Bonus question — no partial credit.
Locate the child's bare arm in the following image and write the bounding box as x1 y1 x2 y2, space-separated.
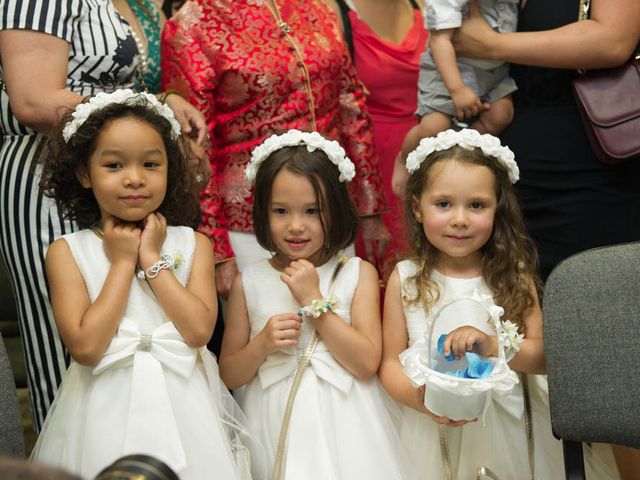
219 275 301 390
507 283 546 374
430 29 489 120
379 269 429 412
140 216 217 348
47 223 138 366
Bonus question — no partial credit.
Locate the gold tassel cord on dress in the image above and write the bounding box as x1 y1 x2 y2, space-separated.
439 425 453 480
271 330 319 480
521 373 535 479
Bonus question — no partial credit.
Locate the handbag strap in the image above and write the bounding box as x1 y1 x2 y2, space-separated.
271 256 349 480
577 0 590 22
335 0 355 63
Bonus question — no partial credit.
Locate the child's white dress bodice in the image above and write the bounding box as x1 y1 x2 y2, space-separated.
31 227 253 480
244 255 358 393
396 259 619 480
241 255 409 480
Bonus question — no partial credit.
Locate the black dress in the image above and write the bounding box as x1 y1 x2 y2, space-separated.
501 0 640 281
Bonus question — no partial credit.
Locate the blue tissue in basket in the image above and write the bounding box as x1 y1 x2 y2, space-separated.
437 334 494 379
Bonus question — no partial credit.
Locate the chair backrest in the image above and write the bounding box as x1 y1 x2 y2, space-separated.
543 242 640 449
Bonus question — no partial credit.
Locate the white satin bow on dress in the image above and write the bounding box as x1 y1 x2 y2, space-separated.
93 318 196 472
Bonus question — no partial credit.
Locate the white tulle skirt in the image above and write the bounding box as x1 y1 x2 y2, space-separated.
399 374 620 479
241 368 409 480
31 349 265 480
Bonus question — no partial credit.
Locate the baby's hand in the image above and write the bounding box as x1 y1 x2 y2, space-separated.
102 216 141 267
450 85 490 121
441 326 497 360
139 212 167 266
391 152 409 198
259 313 302 354
280 259 322 307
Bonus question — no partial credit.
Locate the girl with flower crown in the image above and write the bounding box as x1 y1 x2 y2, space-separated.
380 129 620 479
219 130 409 480
31 90 262 480
0 0 208 432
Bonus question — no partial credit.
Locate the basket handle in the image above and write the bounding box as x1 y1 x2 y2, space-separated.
425 290 507 368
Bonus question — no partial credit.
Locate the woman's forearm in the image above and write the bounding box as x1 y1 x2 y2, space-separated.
457 0 639 70
492 20 637 70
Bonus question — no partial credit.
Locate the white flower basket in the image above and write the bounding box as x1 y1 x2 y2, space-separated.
400 291 519 421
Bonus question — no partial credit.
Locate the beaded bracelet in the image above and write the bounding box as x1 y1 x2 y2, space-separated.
137 252 183 280
500 320 525 362
297 295 338 318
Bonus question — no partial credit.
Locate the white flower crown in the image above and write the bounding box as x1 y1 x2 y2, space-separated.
406 129 519 183
62 89 181 142
245 129 356 183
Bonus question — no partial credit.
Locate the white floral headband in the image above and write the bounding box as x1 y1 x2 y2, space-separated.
245 129 356 183
62 89 181 142
406 129 519 183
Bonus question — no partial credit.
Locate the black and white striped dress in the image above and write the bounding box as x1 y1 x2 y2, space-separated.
0 0 140 431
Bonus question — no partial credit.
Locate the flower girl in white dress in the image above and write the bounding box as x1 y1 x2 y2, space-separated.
32 90 260 480
219 130 409 480
380 129 621 479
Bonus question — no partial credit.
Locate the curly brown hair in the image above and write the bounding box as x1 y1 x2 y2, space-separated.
252 145 359 262
403 145 541 331
39 97 201 229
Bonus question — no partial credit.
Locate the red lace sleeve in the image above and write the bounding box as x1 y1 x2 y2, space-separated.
161 7 233 262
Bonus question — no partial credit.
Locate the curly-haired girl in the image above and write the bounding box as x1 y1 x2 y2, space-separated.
32 90 258 480
380 129 620 479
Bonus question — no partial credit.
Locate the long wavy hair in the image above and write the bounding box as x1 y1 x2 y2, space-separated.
39 97 200 229
403 146 541 331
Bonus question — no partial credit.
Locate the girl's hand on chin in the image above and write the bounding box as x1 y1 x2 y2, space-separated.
102 215 141 267
139 212 167 266
280 259 322 306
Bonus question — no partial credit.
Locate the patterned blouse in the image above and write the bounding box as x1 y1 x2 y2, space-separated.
0 0 140 135
129 0 162 93
161 0 386 262
2 0 139 94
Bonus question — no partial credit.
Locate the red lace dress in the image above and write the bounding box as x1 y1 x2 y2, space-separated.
349 7 428 279
161 0 386 262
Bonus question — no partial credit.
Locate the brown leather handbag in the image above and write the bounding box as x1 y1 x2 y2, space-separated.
571 0 640 165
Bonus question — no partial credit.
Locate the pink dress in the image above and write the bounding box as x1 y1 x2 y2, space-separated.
349 7 428 281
